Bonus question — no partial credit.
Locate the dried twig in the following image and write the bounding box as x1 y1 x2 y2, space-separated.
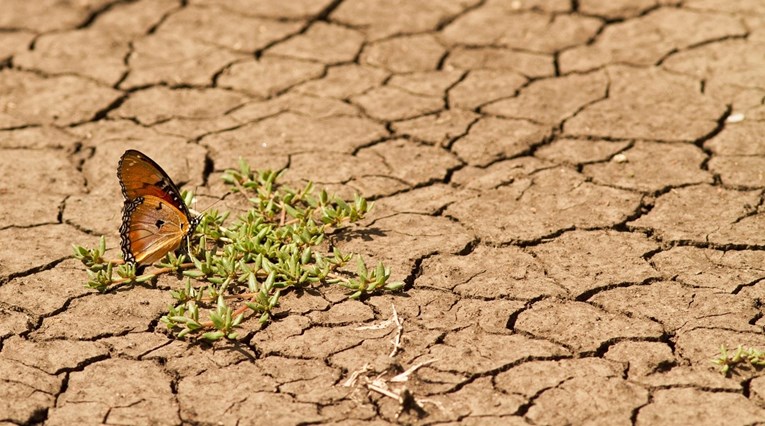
279 201 287 226
340 364 437 419
339 305 436 418
365 381 424 419
390 359 438 383
354 304 404 357
342 364 372 387
389 304 404 358
368 381 403 402
354 318 393 331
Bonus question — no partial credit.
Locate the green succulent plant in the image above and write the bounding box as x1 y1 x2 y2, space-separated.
712 345 765 375
73 159 404 341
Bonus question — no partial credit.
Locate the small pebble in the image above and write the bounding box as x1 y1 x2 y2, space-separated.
726 113 745 123
612 153 628 163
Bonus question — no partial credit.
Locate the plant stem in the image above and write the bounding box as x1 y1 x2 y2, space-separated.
326 272 352 284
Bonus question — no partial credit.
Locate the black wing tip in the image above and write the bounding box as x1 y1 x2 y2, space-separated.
122 149 144 157
118 149 150 168
118 149 145 168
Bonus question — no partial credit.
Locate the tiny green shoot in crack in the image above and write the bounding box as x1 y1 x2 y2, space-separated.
73 159 404 341
712 345 765 375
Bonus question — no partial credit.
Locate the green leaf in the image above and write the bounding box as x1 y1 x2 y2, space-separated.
269 290 281 308
135 273 156 283
182 269 204 278
384 281 405 291
356 255 367 277
98 236 106 256
202 331 225 342
374 261 385 281
284 203 301 220
232 313 244 327
335 197 349 212
209 311 224 330
264 271 275 290
245 302 262 312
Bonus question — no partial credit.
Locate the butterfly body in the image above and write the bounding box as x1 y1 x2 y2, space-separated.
118 150 197 265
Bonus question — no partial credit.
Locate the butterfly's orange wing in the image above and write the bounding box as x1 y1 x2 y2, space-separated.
118 150 197 265
120 195 192 265
118 149 191 217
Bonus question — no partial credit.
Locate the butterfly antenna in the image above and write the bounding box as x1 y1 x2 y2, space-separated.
187 188 228 217
193 196 226 216
193 184 198 209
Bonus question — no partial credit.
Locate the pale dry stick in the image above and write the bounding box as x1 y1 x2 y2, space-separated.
355 317 393 331
367 381 404 402
341 305 439 416
341 359 435 416
342 363 372 387
390 359 438 383
390 304 404 358
279 201 287 226
352 304 403 355
367 378 424 419
343 366 394 393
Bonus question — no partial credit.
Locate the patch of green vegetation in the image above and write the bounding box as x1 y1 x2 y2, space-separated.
73 159 403 341
712 345 765 375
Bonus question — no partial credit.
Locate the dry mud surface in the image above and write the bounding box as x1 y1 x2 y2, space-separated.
2 0 765 425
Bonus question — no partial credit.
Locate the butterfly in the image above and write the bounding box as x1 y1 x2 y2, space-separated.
118 149 199 265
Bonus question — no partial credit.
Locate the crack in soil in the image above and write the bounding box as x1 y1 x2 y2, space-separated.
0 256 70 286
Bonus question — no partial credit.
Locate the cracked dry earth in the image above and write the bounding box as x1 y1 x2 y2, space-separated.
4 0 765 425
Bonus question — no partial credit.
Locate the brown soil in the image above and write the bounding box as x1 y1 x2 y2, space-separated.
2 0 765 424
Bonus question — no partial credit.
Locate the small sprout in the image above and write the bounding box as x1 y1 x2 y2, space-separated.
116 262 137 281
713 345 765 375
72 236 108 267
85 267 112 292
